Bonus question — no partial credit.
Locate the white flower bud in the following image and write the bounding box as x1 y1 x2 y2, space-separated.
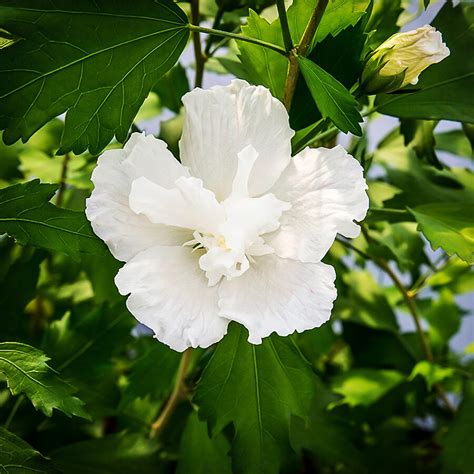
361 25 450 94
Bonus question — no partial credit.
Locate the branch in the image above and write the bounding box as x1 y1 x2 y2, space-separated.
276 0 293 52
359 226 456 414
188 24 287 56
283 0 329 110
150 348 193 438
191 0 205 88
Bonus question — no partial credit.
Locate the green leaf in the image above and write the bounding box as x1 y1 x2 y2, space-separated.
375 4 474 122
373 129 474 210
0 427 57 473
177 412 232 474
339 271 399 332
290 378 365 472
51 433 163 474
153 63 190 114
297 56 362 134
400 119 441 168
330 368 404 407
421 288 461 350
441 381 474 474
436 129 473 159
409 360 455 390
409 203 474 264
0 180 107 257
194 323 316 474
0 342 89 418
120 338 180 408
238 10 286 100
0 0 189 154
42 304 133 417
288 0 370 49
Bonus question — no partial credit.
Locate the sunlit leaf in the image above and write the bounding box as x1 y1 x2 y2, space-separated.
0 342 89 418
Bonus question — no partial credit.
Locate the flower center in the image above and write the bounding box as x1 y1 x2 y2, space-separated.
128 145 290 286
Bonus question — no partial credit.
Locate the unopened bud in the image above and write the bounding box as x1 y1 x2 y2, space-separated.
361 25 450 94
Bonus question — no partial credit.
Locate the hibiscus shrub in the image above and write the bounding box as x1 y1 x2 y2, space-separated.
0 1 472 473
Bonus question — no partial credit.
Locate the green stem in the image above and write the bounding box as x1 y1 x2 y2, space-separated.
150 348 193 438
190 0 205 88
188 24 287 56
4 395 24 430
276 0 293 52
204 6 225 56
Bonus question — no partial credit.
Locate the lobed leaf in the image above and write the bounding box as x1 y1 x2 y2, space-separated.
297 56 362 135
0 342 89 418
194 323 316 474
0 0 189 154
0 179 107 257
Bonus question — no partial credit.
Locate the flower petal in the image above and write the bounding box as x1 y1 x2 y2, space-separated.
267 145 369 263
86 133 190 261
179 80 294 200
129 176 224 234
218 254 336 344
115 246 229 352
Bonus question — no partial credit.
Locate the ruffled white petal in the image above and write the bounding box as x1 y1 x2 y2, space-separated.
267 145 369 263
218 254 337 343
129 176 224 234
115 246 229 351
85 133 190 261
179 80 294 200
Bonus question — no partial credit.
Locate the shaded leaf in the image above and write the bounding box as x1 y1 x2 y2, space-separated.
195 323 316 474
0 342 88 418
177 411 232 474
297 56 362 134
0 0 189 154
0 427 57 473
51 432 163 474
441 381 474 474
0 180 107 257
153 63 190 113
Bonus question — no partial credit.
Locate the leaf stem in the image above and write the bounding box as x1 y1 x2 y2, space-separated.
204 6 225 57
4 395 24 430
190 0 205 88
283 0 329 110
188 24 287 57
150 348 193 438
55 153 71 208
276 0 293 52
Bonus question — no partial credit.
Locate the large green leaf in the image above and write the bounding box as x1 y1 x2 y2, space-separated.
375 4 474 122
297 56 362 134
0 427 57 473
177 412 232 474
409 203 474 264
0 0 189 154
0 342 88 418
194 323 316 474
0 179 107 257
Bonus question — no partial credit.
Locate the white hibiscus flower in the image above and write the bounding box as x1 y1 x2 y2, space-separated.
86 80 369 352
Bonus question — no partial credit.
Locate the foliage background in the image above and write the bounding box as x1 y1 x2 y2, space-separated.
0 0 472 473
